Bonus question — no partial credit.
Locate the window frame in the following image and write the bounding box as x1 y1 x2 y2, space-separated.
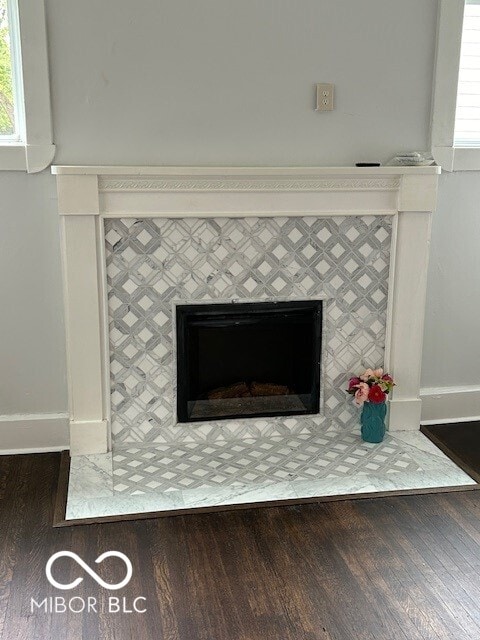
432 0 480 171
0 0 54 173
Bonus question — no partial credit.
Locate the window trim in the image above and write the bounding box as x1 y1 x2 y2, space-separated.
0 0 54 173
431 0 480 171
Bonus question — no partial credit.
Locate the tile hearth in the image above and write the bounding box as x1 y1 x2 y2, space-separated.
65 428 476 521
54 167 447 523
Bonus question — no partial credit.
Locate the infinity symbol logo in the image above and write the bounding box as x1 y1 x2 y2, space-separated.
46 551 133 591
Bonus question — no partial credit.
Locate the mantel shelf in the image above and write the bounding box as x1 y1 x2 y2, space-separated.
52 165 441 177
54 165 440 217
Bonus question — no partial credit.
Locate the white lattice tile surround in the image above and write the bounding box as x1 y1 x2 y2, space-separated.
65 429 476 521
106 216 391 444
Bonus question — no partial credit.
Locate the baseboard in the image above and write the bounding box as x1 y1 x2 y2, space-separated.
0 413 69 454
420 386 480 425
1 390 475 455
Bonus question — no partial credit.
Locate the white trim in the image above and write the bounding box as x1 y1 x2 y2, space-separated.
96 215 112 452
397 174 439 212
60 214 108 451
434 146 480 171
97 176 403 193
430 0 480 171
0 413 69 454
388 399 423 432
52 165 441 176
382 213 398 373
420 385 480 423
0 143 55 172
101 209 398 220
58 176 110 455
421 416 480 426
1 446 67 455
53 166 439 220
70 420 108 455
431 146 456 172
431 1 464 152
57 174 99 215
386 210 433 431
0 0 55 173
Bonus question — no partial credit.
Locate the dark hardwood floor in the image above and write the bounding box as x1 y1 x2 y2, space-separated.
422 421 480 482
3 452 480 639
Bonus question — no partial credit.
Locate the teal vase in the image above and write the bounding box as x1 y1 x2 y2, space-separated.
361 402 387 443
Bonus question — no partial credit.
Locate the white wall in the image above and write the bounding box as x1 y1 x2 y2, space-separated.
0 171 66 413
420 171 480 423
423 172 480 387
2 0 478 450
0 171 69 452
47 0 437 165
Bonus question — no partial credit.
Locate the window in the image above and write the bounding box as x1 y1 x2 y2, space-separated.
0 0 54 172
432 0 480 170
0 0 17 138
454 1 480 146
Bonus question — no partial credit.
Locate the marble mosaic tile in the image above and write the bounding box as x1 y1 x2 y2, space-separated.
105 216 392 444
65 489 185 520
68 453 113 499
110 429 423 495
64 430 477 522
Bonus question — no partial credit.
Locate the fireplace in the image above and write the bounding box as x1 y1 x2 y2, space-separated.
176 300 323 423
52 165 439 454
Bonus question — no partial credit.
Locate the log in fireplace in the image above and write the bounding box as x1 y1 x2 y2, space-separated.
175 300 323 423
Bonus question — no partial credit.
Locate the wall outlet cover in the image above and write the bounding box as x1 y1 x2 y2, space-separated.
316 83 334 111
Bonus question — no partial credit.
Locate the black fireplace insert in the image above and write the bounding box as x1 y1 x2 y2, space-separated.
176 300 322 423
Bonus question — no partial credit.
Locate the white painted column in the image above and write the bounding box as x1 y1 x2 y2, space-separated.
58 175 109 454
388 174 438 430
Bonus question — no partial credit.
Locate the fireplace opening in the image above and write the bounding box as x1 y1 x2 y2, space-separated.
176 300 322 423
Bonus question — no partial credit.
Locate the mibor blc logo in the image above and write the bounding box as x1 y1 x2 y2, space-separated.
46 551 133 590
31 551 147 614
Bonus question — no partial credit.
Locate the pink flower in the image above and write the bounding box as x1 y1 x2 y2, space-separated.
359 368 374 381
373 368 384 378
348 377 361 391
354 382 370 406
379 373 395 393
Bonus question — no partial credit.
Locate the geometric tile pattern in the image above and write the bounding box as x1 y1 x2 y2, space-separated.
105 216 392 444
111 430 421 494
65 429 476 520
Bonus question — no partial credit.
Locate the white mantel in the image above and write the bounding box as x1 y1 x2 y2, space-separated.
53 165 440 454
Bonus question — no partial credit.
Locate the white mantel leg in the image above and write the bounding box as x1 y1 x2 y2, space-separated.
388 179 435 430
58 176 109 454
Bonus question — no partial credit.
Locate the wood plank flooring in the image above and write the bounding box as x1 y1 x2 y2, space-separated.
3 452 480 639
422 421 480 482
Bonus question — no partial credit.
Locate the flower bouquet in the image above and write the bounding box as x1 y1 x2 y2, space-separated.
346 368 395 443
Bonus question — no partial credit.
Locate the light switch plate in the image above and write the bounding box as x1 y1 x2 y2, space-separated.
316 83 334 111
